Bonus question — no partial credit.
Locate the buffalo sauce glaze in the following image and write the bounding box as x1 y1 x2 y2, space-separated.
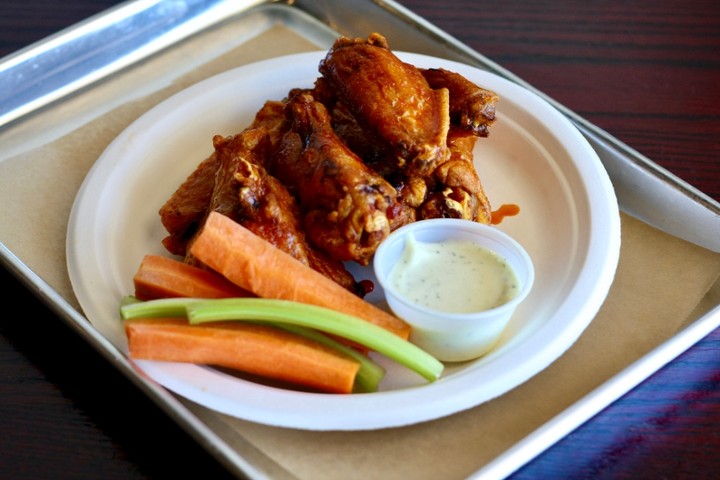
387 235 519 313
491 204 520 225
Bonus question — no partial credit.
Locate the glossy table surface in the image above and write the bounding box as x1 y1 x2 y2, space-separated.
1 1 719 478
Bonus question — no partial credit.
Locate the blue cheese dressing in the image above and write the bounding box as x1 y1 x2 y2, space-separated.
388 235 519 313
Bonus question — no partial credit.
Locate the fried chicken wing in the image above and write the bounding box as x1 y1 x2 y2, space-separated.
419 128 492 223
271 92 403 265
248 99 289 154
159 102 362 294
420 68 499 137
207 129 279 238
159 32 499 294
318 33 451 177
159 100 289 256
408 68 496 223
211 128 362 293
159 152 218 256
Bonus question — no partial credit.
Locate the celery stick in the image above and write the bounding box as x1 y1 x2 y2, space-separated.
121 297 444 382
120 296 385 391
120 296 142 308
189 298 443 382
120 295 200 318
275 323 386 393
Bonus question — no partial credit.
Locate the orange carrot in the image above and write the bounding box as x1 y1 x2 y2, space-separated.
124 317 360 394
189 212 411 340
133 254 251 301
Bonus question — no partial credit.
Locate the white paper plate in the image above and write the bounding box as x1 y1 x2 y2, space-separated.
67 51 620 431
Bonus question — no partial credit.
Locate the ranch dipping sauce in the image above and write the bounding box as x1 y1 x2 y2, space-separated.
388 235 519 313
374 219 535 361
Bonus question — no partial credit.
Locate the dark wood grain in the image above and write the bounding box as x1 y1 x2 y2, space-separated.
1 1 719 479
400 0 720 203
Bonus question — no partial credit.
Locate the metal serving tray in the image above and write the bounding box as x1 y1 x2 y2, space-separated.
1 1 719 478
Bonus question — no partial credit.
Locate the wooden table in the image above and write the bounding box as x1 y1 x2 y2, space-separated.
1 1 718 478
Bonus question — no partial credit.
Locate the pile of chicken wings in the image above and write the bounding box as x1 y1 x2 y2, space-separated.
158 33 499 297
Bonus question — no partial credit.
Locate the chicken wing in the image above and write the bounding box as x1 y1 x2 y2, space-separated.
419 128 492 223
420 67 499 137
160 101 362 294
159 152 217 257
270 92 404 265
158 99 289 256
318 33 451 177
211 128 362 293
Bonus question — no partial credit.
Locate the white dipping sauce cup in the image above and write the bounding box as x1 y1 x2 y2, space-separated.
374 218 535 362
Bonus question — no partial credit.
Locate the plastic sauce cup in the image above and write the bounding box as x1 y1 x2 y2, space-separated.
374 219 535 362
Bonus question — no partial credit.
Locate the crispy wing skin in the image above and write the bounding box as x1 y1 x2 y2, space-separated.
159 152 218 256
159 101 362 294
324 98 419 232
207 129 280 238
158 99 289 256
414 69 496 223
315 33 494 225
421 68 499 137
271 93 402 265
419 128 492 223
211 129 362 293
318 33 451 177
315 65 494 224
327 100 392 176
248 100 289 154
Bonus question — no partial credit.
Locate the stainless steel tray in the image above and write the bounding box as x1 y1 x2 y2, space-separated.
1 1 719 479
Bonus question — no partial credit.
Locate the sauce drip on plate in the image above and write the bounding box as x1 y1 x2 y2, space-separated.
491 203 520 225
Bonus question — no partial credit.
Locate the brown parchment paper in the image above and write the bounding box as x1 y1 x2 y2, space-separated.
1 23 719 480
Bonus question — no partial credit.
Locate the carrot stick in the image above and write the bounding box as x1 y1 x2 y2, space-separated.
121 297 442 382
189 211 411 340
124 317 360 394
133 254 251 301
